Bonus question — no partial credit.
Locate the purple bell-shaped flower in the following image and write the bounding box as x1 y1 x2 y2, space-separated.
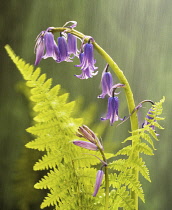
43 32 59 61
75 52 98 79
34 31 46 66
101 96 119 125
57 36 71 62
67 33 79 58
34 30 60 65
75 42 98 79
98 64 113 98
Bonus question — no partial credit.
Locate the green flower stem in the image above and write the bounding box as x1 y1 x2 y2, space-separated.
51 27 139 210
51 27 138 130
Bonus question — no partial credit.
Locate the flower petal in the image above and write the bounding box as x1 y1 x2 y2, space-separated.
67 33 79 57
73 140 98 150
101 96 119 125
98 66 113 98
93 170 104 197
42 32 57 60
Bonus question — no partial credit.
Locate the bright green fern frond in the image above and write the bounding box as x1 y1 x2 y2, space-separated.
114 145 132 157
109 170 145 202
33 153 60 171
5 45 108 209
140 132 156 150
108 159 128 172
118 170 145 202
5 44 165 210
135 142 154 156
129 157 151 182
110 187 134 210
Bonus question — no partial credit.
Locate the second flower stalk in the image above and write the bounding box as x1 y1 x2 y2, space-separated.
73 125 108 197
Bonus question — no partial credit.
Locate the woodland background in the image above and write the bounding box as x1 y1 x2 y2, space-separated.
1 0 172 209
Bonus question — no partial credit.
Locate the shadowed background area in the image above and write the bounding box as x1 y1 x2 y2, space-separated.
1 0 171 209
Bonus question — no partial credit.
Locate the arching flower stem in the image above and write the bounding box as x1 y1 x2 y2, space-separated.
49 27 139 210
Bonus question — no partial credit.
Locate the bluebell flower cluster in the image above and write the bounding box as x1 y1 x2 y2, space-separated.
34 27 97 79
35 29 76 65
34 24 124 125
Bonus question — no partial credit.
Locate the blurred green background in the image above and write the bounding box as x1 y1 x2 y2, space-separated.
1 0 171 209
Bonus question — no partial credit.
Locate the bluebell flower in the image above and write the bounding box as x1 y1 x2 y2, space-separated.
43 32 60 61
35 30 60 65
101 96 119 125
75 52 98 79
98 64 113 98
76 125 104 150
34 31 46 65
67 33 79 58
76 125 96 144
93 170 104 197
57 36 72 63
75 43 98 79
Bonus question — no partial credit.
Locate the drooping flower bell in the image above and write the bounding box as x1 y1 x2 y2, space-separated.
34 29 60 65
101 96 119 125
101 84 125 125
43 32 59 61
57 35 72 63
34 31 46 66
93 170 104 197
75 52 98 79
98 64 113 98
67 33 79 58
75 40 98 79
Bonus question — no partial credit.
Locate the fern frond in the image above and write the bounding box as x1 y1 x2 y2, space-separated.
34 153 59 170
108 159 128 172
5 44 165 209
116 142 154 157
114 145 132 157
110 187 134 210
5 45 108 209
129 157 151 182
118 170 145 202
109 170 145 202
135 142 154 156
140 132 156 150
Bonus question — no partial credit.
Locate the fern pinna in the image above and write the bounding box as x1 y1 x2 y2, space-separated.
5 21 165 210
